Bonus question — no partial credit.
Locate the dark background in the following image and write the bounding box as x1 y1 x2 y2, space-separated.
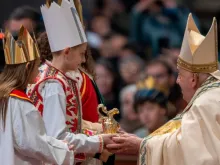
0 0 44 26
1 0 220 31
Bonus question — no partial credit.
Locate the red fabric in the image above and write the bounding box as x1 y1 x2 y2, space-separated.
10 89 32 104
80 72 99 122
28 63 86 161
29 63 80 133
0 33 4 39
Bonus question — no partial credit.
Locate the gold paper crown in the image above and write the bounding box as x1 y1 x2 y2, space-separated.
46 0 62 7
177 13 218 73
3 26 40 65
136 77 169 96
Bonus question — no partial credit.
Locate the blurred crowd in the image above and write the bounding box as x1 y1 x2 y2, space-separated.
0 0 218 138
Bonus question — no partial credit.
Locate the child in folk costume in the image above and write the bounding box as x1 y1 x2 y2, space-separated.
36 32 103 131
36 1 115 164
70 2 115 161
72 54 116 165
0 26 75 165
28 0 114 164
70 0 102 124
36 32 115 165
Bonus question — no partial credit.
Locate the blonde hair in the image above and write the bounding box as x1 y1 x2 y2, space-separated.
0 60 36 129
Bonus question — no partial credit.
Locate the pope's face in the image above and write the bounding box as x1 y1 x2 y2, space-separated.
176 67 196 103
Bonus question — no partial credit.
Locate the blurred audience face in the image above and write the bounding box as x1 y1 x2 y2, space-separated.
121 90 138 121
95 64 114 96
119 55 144 85
169 48 180 58
100 39 114 57
145 62 173 88
137 101 166 132
119 48 135 57
162 48 181 72
110 35 127 53
100 35 127 58
7 18 35 33
120 61 141 84
6 6 43 35
98 0 124 18
91 16 111 37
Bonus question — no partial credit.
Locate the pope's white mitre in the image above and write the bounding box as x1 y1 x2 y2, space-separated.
177 13 218 73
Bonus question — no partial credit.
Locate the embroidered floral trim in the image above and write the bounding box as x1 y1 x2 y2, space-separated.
98 135 104 153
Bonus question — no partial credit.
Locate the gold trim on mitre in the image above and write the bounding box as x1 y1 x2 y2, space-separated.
177 13 218 73
3 26 40 65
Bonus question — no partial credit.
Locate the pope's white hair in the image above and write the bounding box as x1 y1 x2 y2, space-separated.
194 72 210 86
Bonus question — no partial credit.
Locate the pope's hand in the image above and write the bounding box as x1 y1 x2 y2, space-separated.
101 134 117 149
106 134 143 155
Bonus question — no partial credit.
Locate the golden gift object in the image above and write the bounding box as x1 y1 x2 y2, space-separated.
177 13 218 73
3 26 40 65
136 76 169 96
97 104 120 134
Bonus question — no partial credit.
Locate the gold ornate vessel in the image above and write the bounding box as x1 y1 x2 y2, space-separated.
97 104 119 134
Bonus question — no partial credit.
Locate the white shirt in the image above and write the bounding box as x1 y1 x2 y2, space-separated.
41 80 102 154
0 97 72 165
